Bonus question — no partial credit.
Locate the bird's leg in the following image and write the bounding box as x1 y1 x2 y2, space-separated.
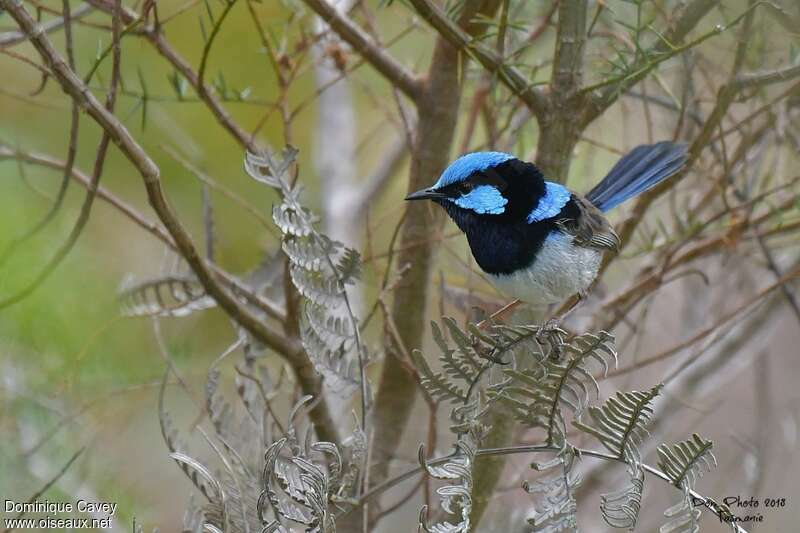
558 291 586 323
477 298 522 330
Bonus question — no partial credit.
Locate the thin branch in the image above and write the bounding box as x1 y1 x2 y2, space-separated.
603 263 800 380
0 448 85 533
196 0 237 91
0 0 80 269
405 0 548 117
584 0 720 123
301 0 422 100
0 2 93 48
0 144 287 321
0 0 298 367
86 0 258 151
341 444 747 532
0 0 344 445
0 0 122 310
608 35 800 270
754 232 800 325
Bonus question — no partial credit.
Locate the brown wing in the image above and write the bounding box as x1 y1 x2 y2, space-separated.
555 195 619 252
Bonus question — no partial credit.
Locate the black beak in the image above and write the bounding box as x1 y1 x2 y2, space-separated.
405 188 447 201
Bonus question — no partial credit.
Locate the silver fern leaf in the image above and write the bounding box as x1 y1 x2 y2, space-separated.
657 434 716 533
660 496 701 533
573 384 662 530
120 275 214 317
417 421 483 533
574 384 662 463
524 448 580 532
245 146 367 391
492 330 617 447
599 465 644 531
657 434 716 490
256 397 368 532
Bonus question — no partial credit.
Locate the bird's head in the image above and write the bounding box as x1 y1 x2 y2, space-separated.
405 151 567 226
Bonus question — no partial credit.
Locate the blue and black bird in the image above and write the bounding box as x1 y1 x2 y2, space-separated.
405 142 687 306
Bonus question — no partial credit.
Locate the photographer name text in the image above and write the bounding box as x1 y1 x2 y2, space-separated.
3 498 117 529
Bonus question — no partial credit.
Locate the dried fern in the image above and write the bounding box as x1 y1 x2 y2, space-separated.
574 384 662 463
573 384 662 530
491 330 617 447
258 397 365 532
657 434 717 533
523 448 580 532
418 418 484 533
245 147 367 393
599 465 645 531
120 275 214 317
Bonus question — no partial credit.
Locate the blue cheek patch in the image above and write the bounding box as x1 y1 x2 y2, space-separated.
527 182 571 222
451 185 508 214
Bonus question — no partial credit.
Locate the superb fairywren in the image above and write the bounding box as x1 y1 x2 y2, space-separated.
405 142 687 307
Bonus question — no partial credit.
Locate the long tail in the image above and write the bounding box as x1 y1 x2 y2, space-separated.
586 141 688 212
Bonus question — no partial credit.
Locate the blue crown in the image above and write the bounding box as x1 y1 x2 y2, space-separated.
433 151 515 189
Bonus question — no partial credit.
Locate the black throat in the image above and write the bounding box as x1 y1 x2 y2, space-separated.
439 202 557 274
433 158 564 275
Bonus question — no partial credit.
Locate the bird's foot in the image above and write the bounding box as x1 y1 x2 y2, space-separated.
537 317 567 360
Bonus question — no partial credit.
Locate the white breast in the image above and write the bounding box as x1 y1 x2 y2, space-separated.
487 231 602 305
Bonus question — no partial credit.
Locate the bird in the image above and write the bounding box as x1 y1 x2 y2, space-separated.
405 141 688 314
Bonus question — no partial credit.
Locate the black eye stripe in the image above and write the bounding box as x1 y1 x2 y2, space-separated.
473 170 507 189
436 169 509 198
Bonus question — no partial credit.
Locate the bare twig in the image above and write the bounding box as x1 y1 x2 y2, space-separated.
86 0 258 151
0 2 93 47
301 0 422 100
0 448 85 533
0 0 122 310
0 0 340 445
604 263 800 380
405 0 548 117
0 0 80 269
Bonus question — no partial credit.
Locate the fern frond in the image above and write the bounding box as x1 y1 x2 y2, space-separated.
335 247 362 285
244 146 298 190
300 314 360 391
657 433 716 490
258 396 362 532
336 414 366 500
411 348 467 403
158 373 218 503
657 434 716 533
417 422 482 533
272 203 314 237
435 320 481 382
205 367 234 439
474 323 548 361
574 383 662 463
281 235 329 271
120 275 214 317
491 331 617 447
289 264 344 307
660 495 701 533
305 302 354 345
246 146 367 390
524 449 580 532
600 465 644 531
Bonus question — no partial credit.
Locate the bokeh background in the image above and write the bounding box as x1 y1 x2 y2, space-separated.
2 0 799 531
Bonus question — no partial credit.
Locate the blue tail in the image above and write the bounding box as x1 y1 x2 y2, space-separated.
586 141 687 212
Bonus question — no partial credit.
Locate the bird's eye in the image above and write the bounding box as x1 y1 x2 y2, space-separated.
459 182 474 194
